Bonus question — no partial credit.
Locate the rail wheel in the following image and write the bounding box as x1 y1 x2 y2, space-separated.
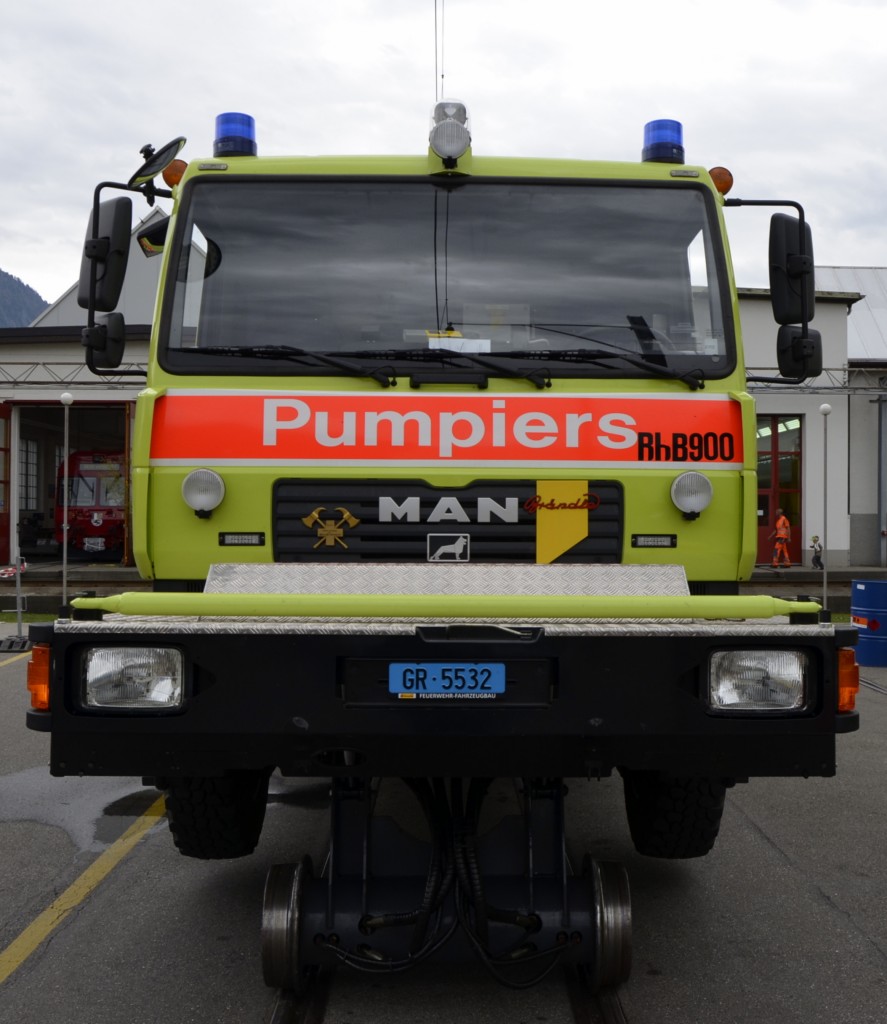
261 857 313 991
586 858 632 991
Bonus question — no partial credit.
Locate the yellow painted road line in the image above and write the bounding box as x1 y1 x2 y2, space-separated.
0 651 31 668
0 795 166 986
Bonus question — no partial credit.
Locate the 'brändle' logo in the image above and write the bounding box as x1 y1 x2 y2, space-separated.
523 493 601 514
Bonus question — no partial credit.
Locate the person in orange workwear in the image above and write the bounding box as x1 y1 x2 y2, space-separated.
768 508 792 568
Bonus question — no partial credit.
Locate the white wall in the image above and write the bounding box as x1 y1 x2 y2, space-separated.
753 391 851 567
740 291 851 375
739 290 857 567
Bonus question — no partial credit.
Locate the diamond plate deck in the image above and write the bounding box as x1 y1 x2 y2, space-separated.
204 562 691 598
54 615 833 638
58 563 831 637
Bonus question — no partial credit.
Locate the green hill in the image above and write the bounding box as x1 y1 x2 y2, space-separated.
0 268 48 327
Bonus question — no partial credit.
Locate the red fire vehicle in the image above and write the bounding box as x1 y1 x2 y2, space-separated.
54 451 126 559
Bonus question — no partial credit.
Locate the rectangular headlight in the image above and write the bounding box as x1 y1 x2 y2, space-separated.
708 650 808 712
82 647 184 710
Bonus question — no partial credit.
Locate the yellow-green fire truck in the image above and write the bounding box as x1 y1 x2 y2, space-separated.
26 106 859 991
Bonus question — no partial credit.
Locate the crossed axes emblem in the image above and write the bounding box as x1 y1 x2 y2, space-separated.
301 506 361 549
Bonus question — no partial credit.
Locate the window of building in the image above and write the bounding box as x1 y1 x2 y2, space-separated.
18 438 38 512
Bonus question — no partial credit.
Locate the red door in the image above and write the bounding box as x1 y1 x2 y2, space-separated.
756 413 802 565
0 403 10 564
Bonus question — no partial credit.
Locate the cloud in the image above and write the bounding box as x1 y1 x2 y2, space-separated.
2 0 887 303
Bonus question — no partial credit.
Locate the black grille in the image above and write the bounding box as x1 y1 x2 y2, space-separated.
273 479 622 563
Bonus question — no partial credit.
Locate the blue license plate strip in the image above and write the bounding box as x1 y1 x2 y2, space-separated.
389 662 506 698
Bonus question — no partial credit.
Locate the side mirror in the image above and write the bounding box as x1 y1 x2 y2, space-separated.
77 197 132 312
777 324 822 379
128 137 186 189
82 312 126 369
769 212 815 326
137 215 169 258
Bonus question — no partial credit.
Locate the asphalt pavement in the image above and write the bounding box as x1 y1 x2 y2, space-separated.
2 611 885 1022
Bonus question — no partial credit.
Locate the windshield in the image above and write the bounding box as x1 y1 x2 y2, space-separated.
161 178 733 380
67 473 125 508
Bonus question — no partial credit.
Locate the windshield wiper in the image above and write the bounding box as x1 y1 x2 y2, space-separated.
343 347 552 390
515 347 706 390
176 345 398 387
523 324 707 390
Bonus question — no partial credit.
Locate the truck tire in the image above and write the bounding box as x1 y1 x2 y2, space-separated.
620 770 726 859
162 769 272 859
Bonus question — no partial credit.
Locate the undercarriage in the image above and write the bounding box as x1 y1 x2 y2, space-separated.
260 777 632 992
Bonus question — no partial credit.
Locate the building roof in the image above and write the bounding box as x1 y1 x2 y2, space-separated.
815 266 887 362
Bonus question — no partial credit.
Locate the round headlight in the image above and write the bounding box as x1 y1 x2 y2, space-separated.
182 469 225 516
670 471 713 519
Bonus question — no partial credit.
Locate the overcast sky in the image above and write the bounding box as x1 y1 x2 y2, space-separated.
2 0 885 305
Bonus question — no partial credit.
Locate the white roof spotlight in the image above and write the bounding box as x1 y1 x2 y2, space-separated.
429 100 471 166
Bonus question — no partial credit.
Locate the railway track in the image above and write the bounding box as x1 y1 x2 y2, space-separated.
861 675 887 696
265 966 631 1024
265 970 330 1024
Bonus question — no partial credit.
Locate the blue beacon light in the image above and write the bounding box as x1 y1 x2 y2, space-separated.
214 112 257 157
642 119 685 164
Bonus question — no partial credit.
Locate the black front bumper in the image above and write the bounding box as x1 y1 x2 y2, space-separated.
27 618 858 780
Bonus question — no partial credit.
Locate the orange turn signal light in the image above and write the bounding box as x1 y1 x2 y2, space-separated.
162 158 187 188
838 647 860 713
708 166 734 195
27 643 51 711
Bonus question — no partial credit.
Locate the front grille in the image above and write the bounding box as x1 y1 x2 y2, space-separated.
273 479 622 563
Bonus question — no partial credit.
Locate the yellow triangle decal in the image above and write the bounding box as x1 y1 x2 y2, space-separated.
534 480 591 564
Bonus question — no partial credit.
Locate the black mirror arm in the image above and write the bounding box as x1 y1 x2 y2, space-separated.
83 181 133 331
745 373 807 385
83 182 108 335
724 197 812 332
83 339 146 379
83 178 173 331
140 178 174 208
80 170 173 379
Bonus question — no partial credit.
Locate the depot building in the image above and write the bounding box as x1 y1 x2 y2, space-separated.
0 218 880 571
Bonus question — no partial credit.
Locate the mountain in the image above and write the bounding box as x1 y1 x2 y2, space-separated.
0 268 48 327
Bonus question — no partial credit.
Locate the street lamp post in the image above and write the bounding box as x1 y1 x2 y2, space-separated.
820 403 831 619
60 392 73 610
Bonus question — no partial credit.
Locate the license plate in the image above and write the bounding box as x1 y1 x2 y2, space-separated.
83 537 106 551
389 662 505 698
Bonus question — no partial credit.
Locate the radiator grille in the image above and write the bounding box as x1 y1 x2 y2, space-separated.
273 479 622 563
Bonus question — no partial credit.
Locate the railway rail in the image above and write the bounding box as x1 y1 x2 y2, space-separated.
264 966 631 1024
861 675 887 696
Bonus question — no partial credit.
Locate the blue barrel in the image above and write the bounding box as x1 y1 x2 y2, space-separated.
851 580 887 666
